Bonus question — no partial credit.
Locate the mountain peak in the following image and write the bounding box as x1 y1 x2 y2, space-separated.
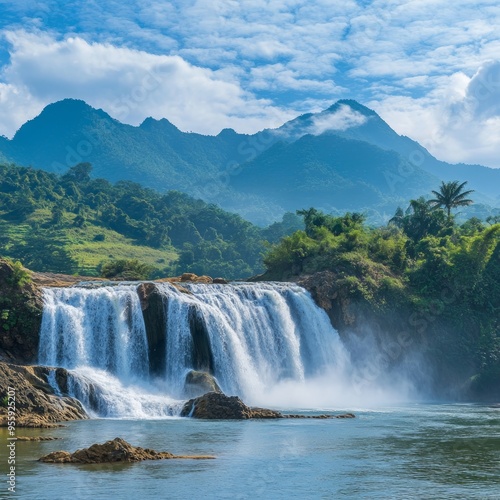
327 99 378 117
35 98 110 121
139 116 180 133
217 128 238 137
12 99 114 143
44 98 94 111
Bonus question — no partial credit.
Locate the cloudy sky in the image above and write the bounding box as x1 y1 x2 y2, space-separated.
0 0 499 167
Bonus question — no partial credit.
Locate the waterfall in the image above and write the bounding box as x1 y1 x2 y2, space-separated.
158 283 349 402
40 286 149 379
39 282 350 417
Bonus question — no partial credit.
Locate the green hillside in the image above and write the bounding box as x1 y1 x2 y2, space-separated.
0 162 277 279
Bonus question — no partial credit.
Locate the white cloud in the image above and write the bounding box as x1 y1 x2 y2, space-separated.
0 81 42 137
275 103 368 140
0 31 291 137
307 105 368 134
372 61 500 167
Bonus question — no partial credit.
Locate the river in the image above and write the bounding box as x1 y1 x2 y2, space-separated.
2 403 499 499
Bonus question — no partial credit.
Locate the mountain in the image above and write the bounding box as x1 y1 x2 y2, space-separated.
0 98 499 224
276 99 500 203
230 133 437 218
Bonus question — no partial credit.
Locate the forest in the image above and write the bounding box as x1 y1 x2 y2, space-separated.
0 162 302 279
263 181 500 398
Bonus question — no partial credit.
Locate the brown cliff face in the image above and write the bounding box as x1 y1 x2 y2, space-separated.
298 271 358 332
137 282 168 376
0 259 44 363
0 362 88 427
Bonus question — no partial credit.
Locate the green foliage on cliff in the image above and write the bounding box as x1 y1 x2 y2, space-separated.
0 258 42 362
0 162 271 279
99 259 154 280
264 193 500 399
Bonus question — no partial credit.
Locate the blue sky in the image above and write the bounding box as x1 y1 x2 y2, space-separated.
0 0 499 167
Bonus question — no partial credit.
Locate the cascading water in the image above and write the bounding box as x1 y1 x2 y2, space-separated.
39 285 180 418
39 282 354 418
158 283 350 402
40 286 149 378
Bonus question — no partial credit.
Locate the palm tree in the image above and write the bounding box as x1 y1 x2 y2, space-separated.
388 206 404 228
428 180 474 218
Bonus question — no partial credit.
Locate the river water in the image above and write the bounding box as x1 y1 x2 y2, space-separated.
2 403 499 499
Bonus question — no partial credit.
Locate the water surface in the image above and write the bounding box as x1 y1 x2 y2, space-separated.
2 404 499 499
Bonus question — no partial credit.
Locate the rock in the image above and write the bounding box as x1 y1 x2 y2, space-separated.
213 278 229 284
180 392 282 419
184 371 222 398
39 437 215 463
175 273 213 284
180 273 199 282
0 259 44 363
181 391 356 420
195 275 213 284
171 283 192 294
31 272 102 288
283 413 355 419
188 306 214 373
0 362 88 428
137 282 167 376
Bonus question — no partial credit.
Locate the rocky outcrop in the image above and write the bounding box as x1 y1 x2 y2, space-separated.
17 436 60 441
297 271 359 332
184 370 222 398
31 272 102 288
39 437 215 463
188 306 214 373
284 413 355 419
181 392 282 419
0 259 44 363
180 391 355 420
0 362 88 427
157 273 230 285
137 282 168 376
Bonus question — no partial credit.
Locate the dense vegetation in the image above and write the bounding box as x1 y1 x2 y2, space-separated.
0 162 302 279
263 182 500 398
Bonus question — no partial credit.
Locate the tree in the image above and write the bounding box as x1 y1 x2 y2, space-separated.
99 259 153 280
391 197 448 242
62 163 93 184
428 180 474 218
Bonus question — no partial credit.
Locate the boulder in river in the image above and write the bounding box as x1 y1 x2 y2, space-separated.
181 392 283 419
39 437 215 463
184 370 222 398
181 391 356 420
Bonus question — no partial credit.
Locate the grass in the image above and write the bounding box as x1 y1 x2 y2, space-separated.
0 210 179 277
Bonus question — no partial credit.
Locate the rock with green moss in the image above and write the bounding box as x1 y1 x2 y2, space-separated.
0 259 43 363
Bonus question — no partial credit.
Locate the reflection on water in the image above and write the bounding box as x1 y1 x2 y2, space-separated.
1 404 499 499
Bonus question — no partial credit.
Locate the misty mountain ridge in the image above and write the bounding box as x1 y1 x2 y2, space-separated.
0 98 498 225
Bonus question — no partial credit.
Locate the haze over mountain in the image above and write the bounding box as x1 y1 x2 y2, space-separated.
1 98 498 224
